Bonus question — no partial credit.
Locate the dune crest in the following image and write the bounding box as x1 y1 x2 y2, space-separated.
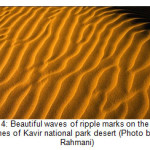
0 7 150 119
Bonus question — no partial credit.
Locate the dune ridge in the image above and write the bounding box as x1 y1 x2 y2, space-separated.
0 7 150 119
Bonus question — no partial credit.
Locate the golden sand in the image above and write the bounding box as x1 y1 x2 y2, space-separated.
0 7 150 119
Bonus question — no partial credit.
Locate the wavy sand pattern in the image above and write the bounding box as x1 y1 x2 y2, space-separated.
0 7 150 119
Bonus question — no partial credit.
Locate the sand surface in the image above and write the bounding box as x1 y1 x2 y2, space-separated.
0 7 150 119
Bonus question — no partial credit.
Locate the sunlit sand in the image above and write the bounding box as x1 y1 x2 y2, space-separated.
0 7 150 119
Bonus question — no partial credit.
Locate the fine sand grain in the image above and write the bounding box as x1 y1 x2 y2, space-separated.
0 7 150 119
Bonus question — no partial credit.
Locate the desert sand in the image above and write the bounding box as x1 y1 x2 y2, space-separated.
0 7 150 119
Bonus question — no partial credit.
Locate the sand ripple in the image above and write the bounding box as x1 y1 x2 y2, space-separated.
0 7 150 119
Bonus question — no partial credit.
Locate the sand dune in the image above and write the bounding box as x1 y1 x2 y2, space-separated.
0 6 150 119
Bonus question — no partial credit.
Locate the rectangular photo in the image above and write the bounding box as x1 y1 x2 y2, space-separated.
0 6 150 119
